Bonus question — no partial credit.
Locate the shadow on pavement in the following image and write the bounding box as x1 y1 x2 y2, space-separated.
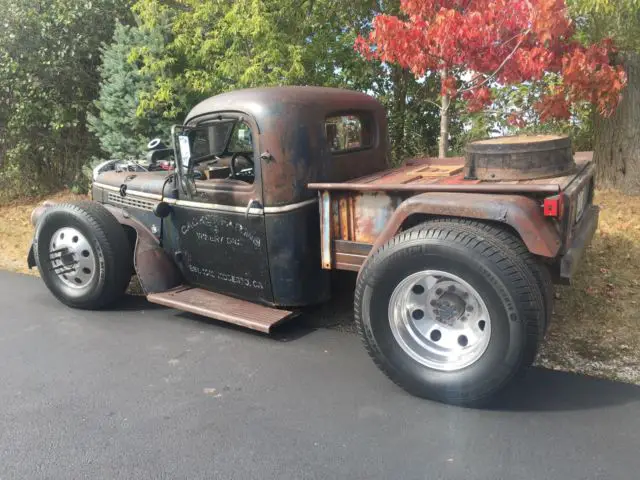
110 272 640 414
111 294 167 312
151 271 361 341
489 367 640 412
171 310 321 342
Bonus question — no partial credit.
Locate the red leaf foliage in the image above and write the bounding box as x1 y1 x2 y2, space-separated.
355 0 627 120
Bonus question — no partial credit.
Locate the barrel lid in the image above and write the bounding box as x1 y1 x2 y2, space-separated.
466 134 571 154
464 134 575 181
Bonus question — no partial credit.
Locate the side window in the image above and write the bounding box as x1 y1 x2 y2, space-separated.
325 113 374 153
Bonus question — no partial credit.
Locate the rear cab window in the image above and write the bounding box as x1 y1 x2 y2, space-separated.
325 113 375 153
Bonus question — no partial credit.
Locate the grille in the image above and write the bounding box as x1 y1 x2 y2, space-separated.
107 192 155 211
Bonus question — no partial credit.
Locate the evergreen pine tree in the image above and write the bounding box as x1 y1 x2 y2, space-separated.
89 22 172 159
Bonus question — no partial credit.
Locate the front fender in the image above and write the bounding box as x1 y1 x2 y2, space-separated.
369 192 561 258
26 200 182 294
102 204 182 295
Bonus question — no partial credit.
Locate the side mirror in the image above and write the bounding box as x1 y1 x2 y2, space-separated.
153 201 171 218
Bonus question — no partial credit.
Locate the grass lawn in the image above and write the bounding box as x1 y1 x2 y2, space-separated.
1 189 638 384
0 191 87 274
537 190 640 384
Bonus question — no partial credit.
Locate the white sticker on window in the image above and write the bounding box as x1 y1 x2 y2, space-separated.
178 135 191 164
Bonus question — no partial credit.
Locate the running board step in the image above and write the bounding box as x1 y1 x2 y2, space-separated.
147 286 297 333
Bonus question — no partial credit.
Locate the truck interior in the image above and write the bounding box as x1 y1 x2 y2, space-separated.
184 118 256 184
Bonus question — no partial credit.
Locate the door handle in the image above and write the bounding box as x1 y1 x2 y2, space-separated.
245 199 262 218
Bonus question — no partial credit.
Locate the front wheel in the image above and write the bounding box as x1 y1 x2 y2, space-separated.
354 219 545 407
33 201 133 310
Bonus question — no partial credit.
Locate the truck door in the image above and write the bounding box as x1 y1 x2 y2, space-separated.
170 115 273 304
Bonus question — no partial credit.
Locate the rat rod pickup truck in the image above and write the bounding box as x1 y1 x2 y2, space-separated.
28 86 598 406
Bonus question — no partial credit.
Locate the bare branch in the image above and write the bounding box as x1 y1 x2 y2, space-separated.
425 98 443 110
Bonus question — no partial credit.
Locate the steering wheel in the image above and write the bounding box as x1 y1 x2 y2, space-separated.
229 152 254 179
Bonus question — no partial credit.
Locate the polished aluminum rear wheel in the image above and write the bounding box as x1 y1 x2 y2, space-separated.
388 270 491 371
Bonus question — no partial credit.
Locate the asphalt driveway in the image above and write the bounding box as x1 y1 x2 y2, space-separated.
1 271 639 479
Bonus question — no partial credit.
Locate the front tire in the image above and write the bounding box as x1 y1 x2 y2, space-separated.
34 201 133 310
354 219 545 407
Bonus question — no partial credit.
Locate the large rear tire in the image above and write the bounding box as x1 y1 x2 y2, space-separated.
424 217 554 334
354 219 545 407
33 201 132 310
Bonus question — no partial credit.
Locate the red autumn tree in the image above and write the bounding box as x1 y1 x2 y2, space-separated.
355 0 627 157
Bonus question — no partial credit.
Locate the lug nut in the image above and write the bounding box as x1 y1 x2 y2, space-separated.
435 288 443 295
430 300 437 306
448 285 456 292
466 305 474 312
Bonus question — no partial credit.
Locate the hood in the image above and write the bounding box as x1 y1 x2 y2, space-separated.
94 170 175 198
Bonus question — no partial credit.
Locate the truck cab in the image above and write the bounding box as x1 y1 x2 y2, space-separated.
92 87 390 307
28 86 598 407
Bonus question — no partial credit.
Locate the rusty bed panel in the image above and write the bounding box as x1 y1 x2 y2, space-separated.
333 240 371 271
326 191 401 245
319 190 563 271
321 189 388 270
309 153 592 194
316 153 593 271
352 193 402 244
320 189 402 270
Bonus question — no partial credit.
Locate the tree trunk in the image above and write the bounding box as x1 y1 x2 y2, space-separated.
439 92 450 158
594 52 640 195
389 65 409 164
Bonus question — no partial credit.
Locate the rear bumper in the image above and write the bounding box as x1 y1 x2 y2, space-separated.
559 205 599 282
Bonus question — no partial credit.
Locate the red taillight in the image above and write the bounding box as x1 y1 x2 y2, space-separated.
543 193 564 217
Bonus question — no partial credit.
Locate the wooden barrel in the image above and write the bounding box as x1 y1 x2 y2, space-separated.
464 135 576 181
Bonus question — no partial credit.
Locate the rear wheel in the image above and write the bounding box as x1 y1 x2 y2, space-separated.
425 217 553 334
388 269 493 371
354 219 545 406
34 201 132 309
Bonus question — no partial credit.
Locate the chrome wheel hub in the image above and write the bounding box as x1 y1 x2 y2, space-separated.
48 227 96 288
388 270 491 371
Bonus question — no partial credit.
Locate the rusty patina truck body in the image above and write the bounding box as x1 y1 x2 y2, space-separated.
28 86 598 406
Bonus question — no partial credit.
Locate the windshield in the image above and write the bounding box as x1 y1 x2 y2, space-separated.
190 121 235 159
228 121 252 153
174 119 254 167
